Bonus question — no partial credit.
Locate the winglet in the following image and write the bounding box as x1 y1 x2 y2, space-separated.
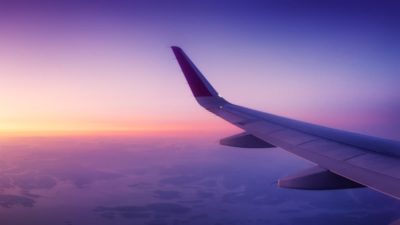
171 46 219 97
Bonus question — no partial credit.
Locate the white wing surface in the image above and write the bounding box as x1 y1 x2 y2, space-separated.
172 46 400 200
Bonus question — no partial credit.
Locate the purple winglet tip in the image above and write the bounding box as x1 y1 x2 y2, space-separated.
171 46 217 97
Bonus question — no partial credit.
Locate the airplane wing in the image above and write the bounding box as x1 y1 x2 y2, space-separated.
171 46 400 200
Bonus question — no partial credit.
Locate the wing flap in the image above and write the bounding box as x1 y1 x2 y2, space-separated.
240 121 286 135
268 129 317 146
346 153 400 179
298 139 365 161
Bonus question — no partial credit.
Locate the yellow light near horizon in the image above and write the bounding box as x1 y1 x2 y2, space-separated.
0 119 236 137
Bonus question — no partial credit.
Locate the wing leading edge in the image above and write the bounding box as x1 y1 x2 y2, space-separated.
171 46 400 200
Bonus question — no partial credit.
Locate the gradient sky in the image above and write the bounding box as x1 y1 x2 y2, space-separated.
0 0 399 138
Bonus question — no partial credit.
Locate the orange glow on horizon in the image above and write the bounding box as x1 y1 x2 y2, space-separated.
0 120 237 137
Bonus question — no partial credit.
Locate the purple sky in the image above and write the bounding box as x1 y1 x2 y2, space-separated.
0 0 399 138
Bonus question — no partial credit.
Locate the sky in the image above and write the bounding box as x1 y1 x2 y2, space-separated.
0 0 399 138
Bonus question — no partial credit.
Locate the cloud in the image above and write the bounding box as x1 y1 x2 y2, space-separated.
94 203 191 220
0 194 35 208
153 190 182 200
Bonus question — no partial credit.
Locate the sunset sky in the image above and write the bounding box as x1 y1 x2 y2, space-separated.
0 1 399 138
